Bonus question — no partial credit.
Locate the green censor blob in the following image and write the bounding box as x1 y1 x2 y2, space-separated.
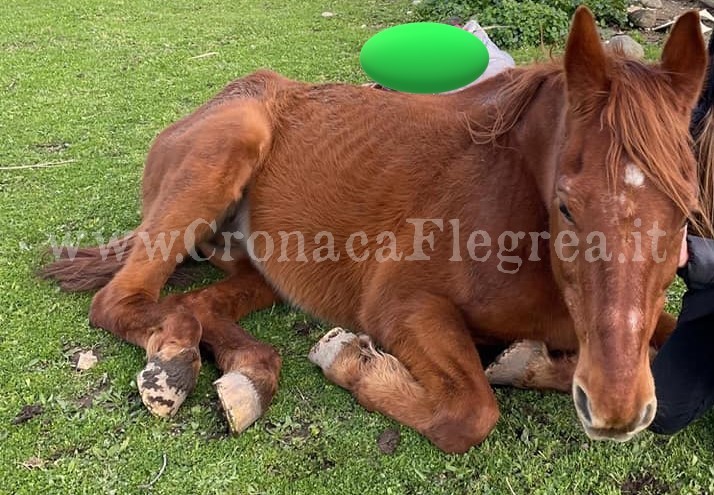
359 22 489 94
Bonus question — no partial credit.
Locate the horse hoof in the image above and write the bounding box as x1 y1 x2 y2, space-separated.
136 347 200 417
484 340 548 387
214 371 264 434
308 327 358 371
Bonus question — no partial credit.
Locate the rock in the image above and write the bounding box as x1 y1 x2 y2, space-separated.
321 11 334 18
629 8 657 29
73 349 99 371
639 0 662 8
607 34 645 59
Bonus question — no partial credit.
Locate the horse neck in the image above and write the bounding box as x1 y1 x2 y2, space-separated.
512 77 568 208
462 68 569 208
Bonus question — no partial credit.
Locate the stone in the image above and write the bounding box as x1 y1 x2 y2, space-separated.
639 0 662 8
75 350 98 371
629 8 657 29
607 34 645 59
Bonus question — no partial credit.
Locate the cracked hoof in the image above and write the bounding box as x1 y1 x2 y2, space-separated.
484 340 549 387
136 347 200 417
308 328 383 390
214 371 264 434
308 327 358 371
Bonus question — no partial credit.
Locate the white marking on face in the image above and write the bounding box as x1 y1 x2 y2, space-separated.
624 163 645 188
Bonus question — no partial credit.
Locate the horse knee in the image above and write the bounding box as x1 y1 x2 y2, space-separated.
426 400 500 453
88 284 118 330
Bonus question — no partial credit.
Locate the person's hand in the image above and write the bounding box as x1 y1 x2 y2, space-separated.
677 229 714 290
679 224 689 268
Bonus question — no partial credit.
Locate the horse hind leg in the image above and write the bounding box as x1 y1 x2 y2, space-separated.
89 100 272 419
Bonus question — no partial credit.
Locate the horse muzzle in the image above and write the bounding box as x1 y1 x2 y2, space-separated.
572 381 657 441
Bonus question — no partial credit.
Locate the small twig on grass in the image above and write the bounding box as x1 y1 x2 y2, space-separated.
0 159 77 171
140 453 167 490
188 52 218 60
505 478 517 495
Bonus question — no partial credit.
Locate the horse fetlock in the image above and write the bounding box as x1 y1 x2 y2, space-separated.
136 346 200 417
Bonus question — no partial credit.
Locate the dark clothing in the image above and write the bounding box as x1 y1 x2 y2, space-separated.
649 310 714 434
650 235 714 434
677 235 714 293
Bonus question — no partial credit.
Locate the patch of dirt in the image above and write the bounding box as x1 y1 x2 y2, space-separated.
307 451 335 470
75 373 110 409
264 418 315 445
12 404 43 425
620 472 673 495
377 427 401 454
34 142 69 153
292 319 321 337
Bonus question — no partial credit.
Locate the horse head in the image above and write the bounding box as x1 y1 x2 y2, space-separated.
551 7 706 440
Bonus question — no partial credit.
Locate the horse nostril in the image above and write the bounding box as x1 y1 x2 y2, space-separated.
574 384 592 425
640 400 657 426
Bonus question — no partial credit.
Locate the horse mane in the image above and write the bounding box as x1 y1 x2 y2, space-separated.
465 57 708 234
463 63 563 145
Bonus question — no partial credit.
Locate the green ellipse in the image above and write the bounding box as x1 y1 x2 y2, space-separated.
359 22 490 94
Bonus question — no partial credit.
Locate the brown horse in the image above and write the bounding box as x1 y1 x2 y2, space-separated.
42 7 706 453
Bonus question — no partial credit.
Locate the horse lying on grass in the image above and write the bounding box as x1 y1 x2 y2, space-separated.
42 7 707 453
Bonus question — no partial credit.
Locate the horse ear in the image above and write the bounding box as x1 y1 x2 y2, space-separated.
564 6 609 113
661 11 707 108
691 34 714 137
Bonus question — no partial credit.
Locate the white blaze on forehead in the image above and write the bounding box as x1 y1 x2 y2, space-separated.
624 163 645 188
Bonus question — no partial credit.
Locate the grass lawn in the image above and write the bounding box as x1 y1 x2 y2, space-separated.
1 1 712 493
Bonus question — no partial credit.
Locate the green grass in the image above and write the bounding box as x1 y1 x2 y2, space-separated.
1 1 712 494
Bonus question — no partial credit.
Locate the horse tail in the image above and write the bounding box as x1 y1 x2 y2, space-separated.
691 34 714 234
39 233 136 292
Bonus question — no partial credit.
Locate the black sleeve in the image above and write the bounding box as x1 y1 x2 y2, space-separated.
677 235 714 291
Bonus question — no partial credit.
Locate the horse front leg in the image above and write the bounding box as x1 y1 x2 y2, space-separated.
484 310 677 392
309 291 499 453
485 341 576 392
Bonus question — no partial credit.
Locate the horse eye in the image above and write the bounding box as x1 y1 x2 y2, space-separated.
559 202 574 224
